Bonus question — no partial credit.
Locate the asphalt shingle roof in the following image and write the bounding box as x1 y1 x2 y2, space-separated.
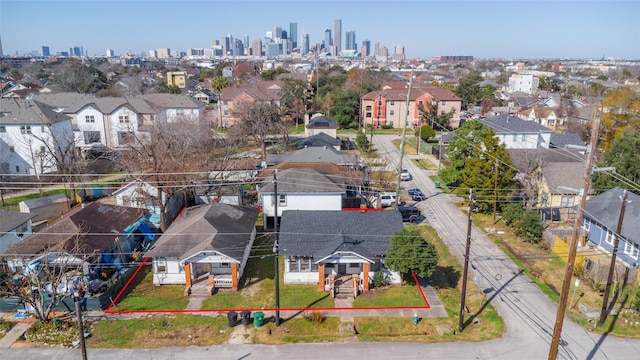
483 114 552 134
145 203 259 261
584 187 640 243
296 133 341 149
0 210 36 233
549 133 585 149
278 210 404 260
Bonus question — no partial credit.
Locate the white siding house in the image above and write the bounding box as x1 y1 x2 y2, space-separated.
483 115 551 149
75 104 107 148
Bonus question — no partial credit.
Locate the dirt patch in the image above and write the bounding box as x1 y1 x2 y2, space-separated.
226 325 253 344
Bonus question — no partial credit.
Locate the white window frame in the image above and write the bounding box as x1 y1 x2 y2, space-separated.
119 115 129 123
278 194 287 206
624 240 639 259
582 218 590 231
156 258 167 273
605 229 615 245
85 115 95 123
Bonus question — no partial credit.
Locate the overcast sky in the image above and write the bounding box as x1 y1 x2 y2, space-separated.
2 0 639 59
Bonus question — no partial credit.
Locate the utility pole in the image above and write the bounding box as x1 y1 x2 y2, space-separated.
395 72 414 209
548 112 600 359
493 159 499 222
598 189 629 327
74 294 87 360
273 170 280 326
459 189 474 332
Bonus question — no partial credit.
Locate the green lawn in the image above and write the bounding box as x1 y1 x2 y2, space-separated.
353 284 427 307
114 271 188 311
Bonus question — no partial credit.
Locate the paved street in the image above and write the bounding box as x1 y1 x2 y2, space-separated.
2 135 640 359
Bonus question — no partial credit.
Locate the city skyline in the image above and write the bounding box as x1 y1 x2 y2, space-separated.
1 0 639 59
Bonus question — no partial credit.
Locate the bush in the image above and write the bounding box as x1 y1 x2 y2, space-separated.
381 124 394 130
373 271 389 288
304 310 325 323
515 210 544 242
355 132 370 152
501 203 524 225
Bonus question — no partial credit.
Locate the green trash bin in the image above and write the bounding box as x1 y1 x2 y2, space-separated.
253 311 265 328
435 181 441 189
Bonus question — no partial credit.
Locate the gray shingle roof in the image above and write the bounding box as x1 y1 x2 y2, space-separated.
483 114 552 134
0 210 36 233
278 210 404 260
307 115 337 129
296 132 341 149
146 203 259 262
267 146 356 166
549 133 586 149
20 193 69 208
0 99 72 125
584 187 640 243
259 168 345 194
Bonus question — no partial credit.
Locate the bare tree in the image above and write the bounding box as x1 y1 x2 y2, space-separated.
230 102 288 161
1 234 94 321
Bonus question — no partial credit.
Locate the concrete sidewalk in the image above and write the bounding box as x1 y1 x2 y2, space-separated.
0 321 34 348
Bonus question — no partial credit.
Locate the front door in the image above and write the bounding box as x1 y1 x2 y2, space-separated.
338 264 346 274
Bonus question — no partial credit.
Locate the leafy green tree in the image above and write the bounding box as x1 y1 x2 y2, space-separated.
260 67 289 81
355 132 370 152
439 120 492 187
460 132 516 212
501 203 524 225
514 210 544 242
419 103 455 130
279 79 308 127
414 125 435 142
454 73 484 109
325 88 360 129
385 227 439 283
592 131 640 194
156 83 181 94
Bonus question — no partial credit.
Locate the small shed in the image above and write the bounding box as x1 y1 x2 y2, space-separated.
19 193 70 223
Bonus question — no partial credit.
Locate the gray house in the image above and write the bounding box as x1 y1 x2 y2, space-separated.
279 210 404 298
583 188 640 268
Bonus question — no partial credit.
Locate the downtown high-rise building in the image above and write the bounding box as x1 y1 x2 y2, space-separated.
301 33 310 56
333 19 342 53
324 29 332 50
106 49 115 57
361 39 370 57
345 31 356 51
42 46 50 57
289 22 298 48
251 39 262 57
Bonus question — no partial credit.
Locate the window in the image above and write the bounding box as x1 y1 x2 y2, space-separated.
0 126 5 132
20 126 31 134
377 110 382 117
605 229 615 245
85 115 95 123
15 165 20 172
40 126 45 132
39 146 45 153
441 100 447 106
440 110 445 115
512 134 518 142
624 241 639 259
278 194 287 206
377 100 382 106
365 112 371 118
349 263 360 268
390 100 395 106
560 196 575 207
418 100 424 107
583 218 591 231
289 256 299 272
223 110 229 115
177 109 185 115
220 262 230 268
9 146 15 152
119 115 129 123
300 257 310 271
365 105 371 111
390 110 395 116
521 134 526 142
156 258 167 273
83 131 101 144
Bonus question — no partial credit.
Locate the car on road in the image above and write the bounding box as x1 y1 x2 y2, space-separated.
400 168 412 181
407 188 426 201
373 192 396 208
398 205 421 223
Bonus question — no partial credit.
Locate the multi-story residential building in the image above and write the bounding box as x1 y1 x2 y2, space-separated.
0 98 74 176
156 48 170 59
167 71 187 88
508 73 539 95
218 81 282 127
361 83 462 129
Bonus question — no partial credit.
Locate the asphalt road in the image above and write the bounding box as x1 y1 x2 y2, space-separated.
2 135 640 359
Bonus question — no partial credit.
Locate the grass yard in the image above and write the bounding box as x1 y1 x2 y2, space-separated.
253 316 343 344
114 271 188 311
353 284 427 307
87 314 230 348
413 158 438 170
1 189 70 211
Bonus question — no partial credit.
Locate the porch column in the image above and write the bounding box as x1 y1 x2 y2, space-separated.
231 262 238 291
184 263 192 288
318 264 325 291
184 263 192 297
363 263 370 292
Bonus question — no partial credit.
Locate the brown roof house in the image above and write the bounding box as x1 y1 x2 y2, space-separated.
3 202 149 277
145 203 259 295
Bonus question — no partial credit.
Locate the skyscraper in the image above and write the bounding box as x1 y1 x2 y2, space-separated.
274 27 283 39
324 29 332 50
42 46 50 57
333 19 342 53
345 31 356 51
361 40 370 57
289 22 298 48
243 35 249 48
302 33 310 56
252 39 263 57
106 49 115 57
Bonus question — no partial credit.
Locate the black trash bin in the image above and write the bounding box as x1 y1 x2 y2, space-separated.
227 312 238 327
239 311 252 326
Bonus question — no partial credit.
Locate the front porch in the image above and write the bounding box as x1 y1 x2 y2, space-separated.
183 262 238 297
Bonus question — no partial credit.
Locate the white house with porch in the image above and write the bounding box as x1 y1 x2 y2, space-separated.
145 203 259 295
278 210 404 298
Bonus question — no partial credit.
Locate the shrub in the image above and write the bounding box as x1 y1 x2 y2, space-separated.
304 310 325 323
515 210 544 242
381 124 394 130
501 203 524 225
355 132 370 152
373 271 389 288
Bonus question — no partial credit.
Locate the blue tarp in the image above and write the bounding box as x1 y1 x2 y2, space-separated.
137 221 155 240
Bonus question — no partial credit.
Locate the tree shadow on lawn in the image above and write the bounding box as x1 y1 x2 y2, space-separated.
281 294 332 324
429 265 461 289
239 236 275 289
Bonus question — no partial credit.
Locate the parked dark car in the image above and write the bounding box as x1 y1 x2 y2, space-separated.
407 188 426 201
398 205 421 223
